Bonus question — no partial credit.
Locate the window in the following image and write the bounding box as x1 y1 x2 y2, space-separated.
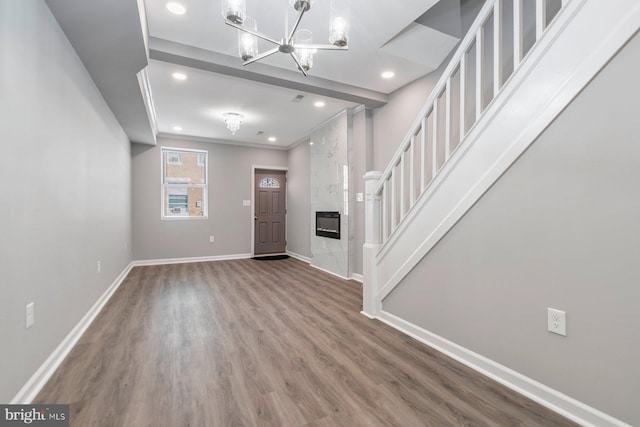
162 147 207 219
259 177 280 188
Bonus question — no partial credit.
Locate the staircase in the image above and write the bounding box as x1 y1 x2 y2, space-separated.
362 0 640 318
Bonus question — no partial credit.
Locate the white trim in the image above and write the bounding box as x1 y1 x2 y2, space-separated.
11 262 135 404
132 253 252 267
309 263 351 281
360 311 375 320
376 310 631 427
350 273 363 283
287 251 311 264
158 133 290 151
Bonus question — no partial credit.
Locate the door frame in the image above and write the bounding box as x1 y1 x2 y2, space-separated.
251 165 289 257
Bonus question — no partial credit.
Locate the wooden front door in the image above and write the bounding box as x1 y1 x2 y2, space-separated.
254 170 286 256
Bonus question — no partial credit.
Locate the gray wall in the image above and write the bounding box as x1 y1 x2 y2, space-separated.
132 137 287 260
383 31 640 425
286 140 311 259
0 0 132 402
351 108 373 276
372 65 448 171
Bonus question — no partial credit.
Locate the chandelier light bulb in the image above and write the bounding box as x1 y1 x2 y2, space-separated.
222 0 246 24
329 0 350 47
295 29 314 72
238 17 258 61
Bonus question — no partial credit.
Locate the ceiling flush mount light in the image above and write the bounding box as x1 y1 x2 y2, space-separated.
268 136 277 142
314 101 326 107
172 72 187 81
222 0 350 76
223 112 244 135
173 126 183 131
166 2 186 15
381 71 395 79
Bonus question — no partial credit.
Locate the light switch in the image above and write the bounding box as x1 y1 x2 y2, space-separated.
356 192 364 202
243 200 251 206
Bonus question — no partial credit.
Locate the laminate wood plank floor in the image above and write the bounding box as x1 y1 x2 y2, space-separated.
35 258 578 426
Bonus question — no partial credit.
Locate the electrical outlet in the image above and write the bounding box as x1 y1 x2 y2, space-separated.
209 235 215 243
26 302 34 329
97 260 101 273
547 308 566 336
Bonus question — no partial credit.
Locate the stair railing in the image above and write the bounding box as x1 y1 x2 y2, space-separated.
374 0 568 245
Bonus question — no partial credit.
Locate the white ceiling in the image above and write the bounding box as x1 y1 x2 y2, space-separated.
47 0 469 148
149 59 358 146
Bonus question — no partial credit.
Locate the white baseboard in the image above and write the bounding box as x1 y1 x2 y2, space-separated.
286 251 362 283
286 251 311 264
309 263 351 281
11 262 135 404
376 310 630 427
132 253 252 266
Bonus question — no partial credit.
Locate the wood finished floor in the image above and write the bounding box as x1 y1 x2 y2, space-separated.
35 258 578 426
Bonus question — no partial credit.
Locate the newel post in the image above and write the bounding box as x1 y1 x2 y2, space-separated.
362 171 383 318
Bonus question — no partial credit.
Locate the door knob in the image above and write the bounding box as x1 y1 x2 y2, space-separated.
254 215 258 220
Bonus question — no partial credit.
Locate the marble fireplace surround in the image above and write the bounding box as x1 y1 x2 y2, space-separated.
310 111 353 279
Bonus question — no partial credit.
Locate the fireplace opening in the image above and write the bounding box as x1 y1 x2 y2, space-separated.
316 211 340 240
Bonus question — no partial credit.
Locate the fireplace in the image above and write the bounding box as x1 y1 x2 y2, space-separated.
315 211 341 239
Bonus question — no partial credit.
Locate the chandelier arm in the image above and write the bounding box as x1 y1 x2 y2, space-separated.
225 19 281 45
243 47 280 66
287 8 307 44
289 52 308 77
293 44 349 51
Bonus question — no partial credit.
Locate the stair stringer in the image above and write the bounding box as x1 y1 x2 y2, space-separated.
374 0 640 304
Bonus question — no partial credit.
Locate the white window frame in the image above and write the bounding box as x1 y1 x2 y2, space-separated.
161 147 208 220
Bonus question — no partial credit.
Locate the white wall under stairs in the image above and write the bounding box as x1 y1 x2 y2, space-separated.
363 0 640 425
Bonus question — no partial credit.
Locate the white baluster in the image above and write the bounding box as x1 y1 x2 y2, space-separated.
475 26 484 121
460 57 466 139
382 179 388 240
494 0 503 97
410 136 416 207
420 117 427 193
536 0 547 41
400 152 406 219
432 106 438 178
514 0 523 66
445 79 452 160
390 171 396 229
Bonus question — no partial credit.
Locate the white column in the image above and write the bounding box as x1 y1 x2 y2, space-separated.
362 171 383 318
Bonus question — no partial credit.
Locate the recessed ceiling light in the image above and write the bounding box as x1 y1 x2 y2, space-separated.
268 137 277 142
166 2 186 15
172 72 187 81
309 141 314 146
173 126 183 131
382 71 395 79
314 101 326 108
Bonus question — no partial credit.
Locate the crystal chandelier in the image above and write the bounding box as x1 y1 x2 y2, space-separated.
223 112 244 134
221 0 350 76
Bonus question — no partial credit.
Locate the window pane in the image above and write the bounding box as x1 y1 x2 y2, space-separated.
164 150 205 184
